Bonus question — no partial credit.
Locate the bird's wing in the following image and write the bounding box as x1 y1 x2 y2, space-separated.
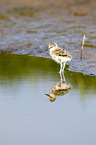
52 48 72 58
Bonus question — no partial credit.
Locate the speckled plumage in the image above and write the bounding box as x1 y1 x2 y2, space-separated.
49 42 72 73
45 82 71 102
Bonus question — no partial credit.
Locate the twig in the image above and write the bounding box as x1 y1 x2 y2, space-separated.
80 34 86 59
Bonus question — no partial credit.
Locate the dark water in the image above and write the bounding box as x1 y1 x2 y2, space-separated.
0 0 96 75
0 53 96 145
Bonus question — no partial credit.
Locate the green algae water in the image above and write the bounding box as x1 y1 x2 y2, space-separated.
0 52 96 145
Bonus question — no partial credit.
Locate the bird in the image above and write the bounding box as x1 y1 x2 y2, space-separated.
45 82 71 102
49 42 72 73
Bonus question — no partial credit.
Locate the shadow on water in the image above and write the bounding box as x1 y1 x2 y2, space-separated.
0 52 96 101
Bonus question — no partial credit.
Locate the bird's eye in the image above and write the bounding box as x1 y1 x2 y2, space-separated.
49 46 53 49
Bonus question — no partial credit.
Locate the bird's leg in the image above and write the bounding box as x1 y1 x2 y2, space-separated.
59 63 63 82
61 63 63 71
62 72 66 82
63 62 65 72
60 63 62 74
60 72 62 82
60 63 66 82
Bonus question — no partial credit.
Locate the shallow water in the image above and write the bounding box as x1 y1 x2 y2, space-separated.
0 53 96 145
0 0 96 75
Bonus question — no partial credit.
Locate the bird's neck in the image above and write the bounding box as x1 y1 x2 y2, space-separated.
50 46 57 52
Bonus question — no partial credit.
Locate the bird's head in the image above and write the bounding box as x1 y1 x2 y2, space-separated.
49 42 58 49
45 93 57 102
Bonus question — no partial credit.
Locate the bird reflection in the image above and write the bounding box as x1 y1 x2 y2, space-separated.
45 73 71 102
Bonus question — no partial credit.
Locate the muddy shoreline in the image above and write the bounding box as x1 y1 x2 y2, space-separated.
0 0 96 75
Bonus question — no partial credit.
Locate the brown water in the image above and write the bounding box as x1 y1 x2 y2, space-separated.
0 53 96 145
0 0 96 75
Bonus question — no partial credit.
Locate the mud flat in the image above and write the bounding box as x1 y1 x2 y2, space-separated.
0 0 96 75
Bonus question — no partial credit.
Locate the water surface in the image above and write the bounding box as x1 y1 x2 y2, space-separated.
0 53 96 145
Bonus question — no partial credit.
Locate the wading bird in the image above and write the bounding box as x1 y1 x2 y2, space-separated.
49 42 72 74
45 82 71 102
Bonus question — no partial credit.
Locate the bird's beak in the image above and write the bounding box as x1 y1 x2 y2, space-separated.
45 94 50 97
